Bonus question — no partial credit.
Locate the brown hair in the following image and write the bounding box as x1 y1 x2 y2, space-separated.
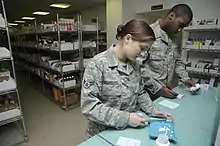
116 19 155 42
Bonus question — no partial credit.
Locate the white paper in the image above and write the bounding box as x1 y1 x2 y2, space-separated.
159 100 180 109
116 137 141 146
177 94 184 99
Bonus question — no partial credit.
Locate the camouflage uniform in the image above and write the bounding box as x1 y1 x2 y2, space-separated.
81 46 157 139
137 20 190 89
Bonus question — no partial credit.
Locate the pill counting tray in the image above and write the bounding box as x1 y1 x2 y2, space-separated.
149 120 178 142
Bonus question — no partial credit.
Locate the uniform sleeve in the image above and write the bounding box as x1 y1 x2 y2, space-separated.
136 53 163 94
136 78 158 114
174 48 190 83
81 60 129 129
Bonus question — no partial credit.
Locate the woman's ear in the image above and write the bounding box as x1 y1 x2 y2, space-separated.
125 34 132 41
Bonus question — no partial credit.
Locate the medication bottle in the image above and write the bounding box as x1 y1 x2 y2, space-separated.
156 134 170 146
204 80 210 90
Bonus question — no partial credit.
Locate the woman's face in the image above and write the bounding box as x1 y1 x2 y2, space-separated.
123 34 154 61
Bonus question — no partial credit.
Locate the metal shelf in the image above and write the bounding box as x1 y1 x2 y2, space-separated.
16 62 81 90
13 43 98 53
14 54 41 67
0 77 17 95
0 122 26 146
41 64 80 75
0 0 27 144
14 30 102 36
38 30 78 35
187 70 220 77
82 31 97 35
14 54 80 75
12 15 102 111
15 30 78 36
43 77 81 91
184 25 220 31
0 108 22 126
12 44 79 53
0 27 6 30
183 48 220 53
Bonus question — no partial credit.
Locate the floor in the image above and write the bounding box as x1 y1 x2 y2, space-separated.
16 72 87 146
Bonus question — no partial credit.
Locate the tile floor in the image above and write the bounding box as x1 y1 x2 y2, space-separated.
16 72 87 146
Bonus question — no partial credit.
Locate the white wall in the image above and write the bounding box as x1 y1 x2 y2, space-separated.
106 0 122 47
106 0 220 49
134 0 220 21
122 0 136 23
80 4 106 30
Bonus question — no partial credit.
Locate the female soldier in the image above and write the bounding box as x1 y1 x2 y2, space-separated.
81 19 171 139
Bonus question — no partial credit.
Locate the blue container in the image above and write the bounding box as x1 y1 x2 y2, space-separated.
149 120 178 142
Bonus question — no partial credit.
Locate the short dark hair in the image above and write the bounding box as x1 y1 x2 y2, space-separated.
116 19 155 42
169 4 193 21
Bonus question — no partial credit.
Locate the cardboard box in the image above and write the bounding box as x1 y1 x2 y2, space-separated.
61 93 79 106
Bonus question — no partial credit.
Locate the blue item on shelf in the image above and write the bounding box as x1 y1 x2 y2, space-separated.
149 120 178 142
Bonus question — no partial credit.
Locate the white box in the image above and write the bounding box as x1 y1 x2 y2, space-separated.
63 79 76 88
0 47 10 59
0 77 16 92
52 61 76 72
0 14 5 28
82 25 98 31
73 41 80 50
52 41 73 51
210 69 218 74
54 78 76 88
72 62 79 69
82 41 96 48
0 70 10 77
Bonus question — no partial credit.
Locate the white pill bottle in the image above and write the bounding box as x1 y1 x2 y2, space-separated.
156 134 170 146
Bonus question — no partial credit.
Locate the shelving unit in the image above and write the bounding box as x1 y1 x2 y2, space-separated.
0 0 27 145
183 48 220 53
182 24 220 85
186 70 220 78
183 25 220 31
11 15 106 111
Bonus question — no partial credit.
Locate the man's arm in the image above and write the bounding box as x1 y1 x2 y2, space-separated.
137 78 172 119
174 48 190 83
81 60 129 129
137 87 157 114
136 53 163 94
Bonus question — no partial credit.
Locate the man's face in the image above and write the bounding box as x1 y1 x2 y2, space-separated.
168 12 191 34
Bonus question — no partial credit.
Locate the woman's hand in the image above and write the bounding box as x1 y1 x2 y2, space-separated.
128 113 149 127
153 110 173 121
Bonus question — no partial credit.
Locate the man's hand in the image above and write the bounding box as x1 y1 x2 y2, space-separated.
159 87 178 99
128 113 149 127
185 79 196 87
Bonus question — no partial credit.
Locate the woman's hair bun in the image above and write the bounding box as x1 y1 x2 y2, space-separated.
116 19 155 41
116 24 125 40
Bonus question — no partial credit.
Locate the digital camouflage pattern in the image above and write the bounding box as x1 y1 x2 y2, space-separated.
81 46 157 139
137 20 190 89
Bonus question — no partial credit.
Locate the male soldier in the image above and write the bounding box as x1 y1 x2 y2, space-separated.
138 4 196 99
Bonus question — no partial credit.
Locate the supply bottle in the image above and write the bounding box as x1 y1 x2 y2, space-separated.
156 134 170 146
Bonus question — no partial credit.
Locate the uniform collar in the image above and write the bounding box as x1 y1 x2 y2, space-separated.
151 20 169 42
106 45 137 75
106 45 118 67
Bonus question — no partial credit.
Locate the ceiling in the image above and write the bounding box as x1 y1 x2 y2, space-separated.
4 0 105 23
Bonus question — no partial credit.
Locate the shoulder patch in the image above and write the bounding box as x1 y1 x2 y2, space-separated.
83 78 94 89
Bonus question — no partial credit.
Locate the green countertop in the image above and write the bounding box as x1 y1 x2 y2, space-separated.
98 86 220 146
